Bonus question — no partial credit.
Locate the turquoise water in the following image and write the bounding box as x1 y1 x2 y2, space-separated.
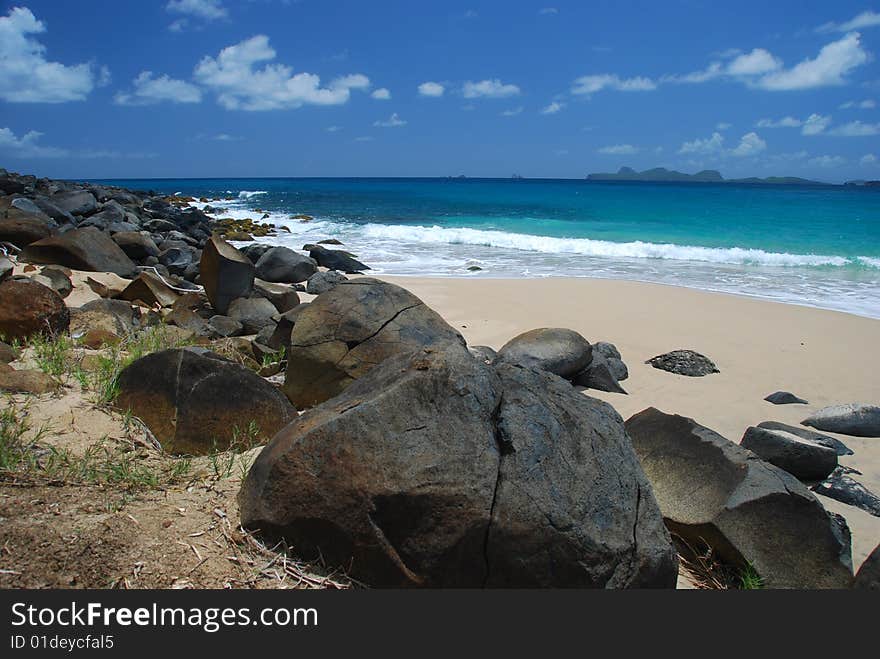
95 177 880 318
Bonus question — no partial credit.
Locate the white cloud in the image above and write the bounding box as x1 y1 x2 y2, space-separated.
193 35 370 110
801 113 832 135
809 154 846 167
211 133 239 141
597 144 639 155
166 0 228 21
0 7 96 103
716 122 732 130
114 71 202 105
829 120 880 136
839 98 876 109
371 87 391 100
326 125 342 132
678 132 725 155
0 127 157 159
418 81 445 97
572 74 656 94
817 11 880 33
756 32 868 91
756 116 802 128
373 112 406 127
861 153 877 165
727 48 783 76
730 132 767 157
501 106 523 116
462 78 521 98
541 101 564 115
539 7 559 15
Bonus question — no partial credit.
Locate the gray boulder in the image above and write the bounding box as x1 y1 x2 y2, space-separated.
493 328 592 380
227 296 277 334
253 278 300 313
574 359 627 394
756 421 852 456
593 341 628 381
765 391 809 405
802 404 880 438
306 270 348 295
51 190 97 216
207 315 244 338
740 425 837 481
112 231 160 261
307 244 370 273
646 350 719 377
283 278 464 408
20 227 138 277
625 407 853 588
255 247 317 284
240 344 677 588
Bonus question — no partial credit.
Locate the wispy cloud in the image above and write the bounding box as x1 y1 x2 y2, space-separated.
371 87 391 100
166 0 228 31
373 112 406 127
597 144 639 155
756 113 830 135
462 79 521 98
817 10 880 33
572 74 656 94
829 120 880 136
676 131 766 157
114 71 202 105
541 101 564 115
839 98 876 109
501 106 523 116
0 126 157 159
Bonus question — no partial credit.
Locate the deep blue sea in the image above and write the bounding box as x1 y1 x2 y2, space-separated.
95 177 880 318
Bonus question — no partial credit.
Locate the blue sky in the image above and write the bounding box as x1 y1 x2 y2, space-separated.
1 1 880 181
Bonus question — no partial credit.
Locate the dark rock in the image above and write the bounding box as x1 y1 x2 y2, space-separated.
73 299 140 337
165 307 212 336
307 244 370 274
112 231 160 260
283 278 464 408
306 270 348 295
811 467 880 518
854 543 880 590
255 247 317 284
266 305 308 351
158 246 195 275
0 341 19 363
253 279 300 313
0 216 53 247
574 359 627 394
0 279 70 341
625 407 853 588
51 190 97 216
593 341 628 381
116 349 295 455
9 198 52 223
765 391 809 405
36 266 72 299
317 238 343 245
756 421 853 456
740 425 837 481
239 243 274 264
646 350 719 377
227 296 277 334
115 271 179 308
802 404 880 438
199 236 254 314
494 328 592 380
0 176 25 195
31 196 74 224
21 227 138 277
240 344 676 588
468 345 497 364
207 315 243 338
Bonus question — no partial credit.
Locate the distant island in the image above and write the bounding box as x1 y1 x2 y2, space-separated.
586 167 824 186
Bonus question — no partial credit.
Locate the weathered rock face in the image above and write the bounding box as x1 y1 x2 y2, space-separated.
740 425 837 481
493 328 592 380
199 236 254 315
765 391 808 405
0 279 70 341
593 341 628 381
802 404 880 438
573 360 627 394
240 345 677 588
254 247 317 284
854 543 880 590
306 270 347 295
283 279 465 408
21 227 138 277
0 216 53 247
253 279 300 314
757 420 852 456
70 299 141 338
646 350 719 377
625 408 853 589
50 190 97 216
116 349 296 456
115 271 179 308
227 296 277 334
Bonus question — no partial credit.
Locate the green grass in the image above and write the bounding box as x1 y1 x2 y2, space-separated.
0 397 51 473
739 563 764 590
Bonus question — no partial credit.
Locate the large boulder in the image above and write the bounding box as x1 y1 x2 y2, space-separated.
646 350 719 376
116 348 296 455
854 543 880 590
0 367 58 394
112 231 160 260
199 236 254 314
756 421 852 456
0 279 70 341
493 328 592 380
625 408 853 589
50 190 97 216
283 278 464 408
240 345 677 588
115 271 179 308
593 341 628 381
70 299 140 338
740 425 837 481
802 404 880 438
20 227 138 277
307 244 370 273
0 216 53 247
255 247 317 284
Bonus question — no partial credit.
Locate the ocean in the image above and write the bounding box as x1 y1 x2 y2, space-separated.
94 177 880 319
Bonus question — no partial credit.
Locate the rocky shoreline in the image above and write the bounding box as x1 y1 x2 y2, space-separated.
1 168 878 589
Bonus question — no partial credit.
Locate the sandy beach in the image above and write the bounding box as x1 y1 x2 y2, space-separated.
379 276 880 570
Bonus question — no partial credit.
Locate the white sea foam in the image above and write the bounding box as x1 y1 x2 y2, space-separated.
237 190 268 199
